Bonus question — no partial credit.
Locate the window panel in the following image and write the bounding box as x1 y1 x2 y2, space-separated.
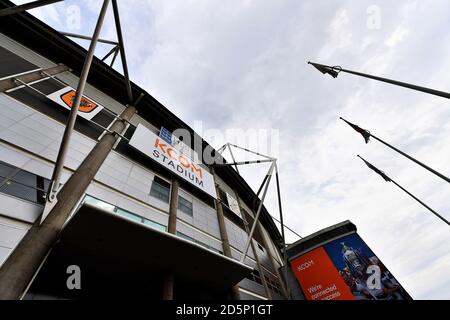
0 161 49 205
176 231 194 242
116 208 142 223
0 161 17 180
149 176 170 203
0 180 39 203
143 218 167 232
11 170 38 188
178 195 193 216
84 195 168 233
0 46 38 78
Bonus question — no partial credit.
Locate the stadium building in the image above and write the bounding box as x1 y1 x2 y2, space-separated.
0 0 288 300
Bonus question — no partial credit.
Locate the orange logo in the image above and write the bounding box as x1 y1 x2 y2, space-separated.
154 138 203 178
60 90 98 113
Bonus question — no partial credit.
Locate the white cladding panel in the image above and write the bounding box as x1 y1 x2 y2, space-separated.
0 216 31 267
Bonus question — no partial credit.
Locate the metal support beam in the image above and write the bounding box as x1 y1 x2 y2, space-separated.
0 104 137 299
210 166 241 300
45 0 110 213
111 0 133 104
110 47 120 67
133 92 145 107
255 221 290 299
256 174 269 198
0 64 70 92
214 159 274 167
227 143 240 174
274 163 291 299
233 188 272 299
168 179 179 234
59 31 118 46
268 214 302 239
228 143 276 160
101 45 119 62
240 162 275 263
216 144 227 154
0 0 62 17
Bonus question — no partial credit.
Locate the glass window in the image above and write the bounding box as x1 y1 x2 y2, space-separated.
0 161 49 205
0 161 17 180
176 231 195 242
149 176 170 203
0 46 38 78
116 208 143 223
83 195 168 233
84 195 116 212
218 188 229 206
178 196 193 216
143 218 167 232
0 181 39 203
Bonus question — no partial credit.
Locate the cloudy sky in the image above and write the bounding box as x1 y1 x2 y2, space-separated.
16 0 450 299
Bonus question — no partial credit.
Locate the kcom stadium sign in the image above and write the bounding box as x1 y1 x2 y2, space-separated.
129 124 216 198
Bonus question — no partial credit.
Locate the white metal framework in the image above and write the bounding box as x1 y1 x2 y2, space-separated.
215 142 302 298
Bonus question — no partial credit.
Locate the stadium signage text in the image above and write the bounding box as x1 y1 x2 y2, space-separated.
129 124 216 198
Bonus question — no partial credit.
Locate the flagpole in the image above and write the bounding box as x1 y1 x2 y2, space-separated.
308 61 450 99
358 155 450 227
390 179 450 227
342 118 450 185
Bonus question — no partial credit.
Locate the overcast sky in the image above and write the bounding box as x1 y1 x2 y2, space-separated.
17 0 450 299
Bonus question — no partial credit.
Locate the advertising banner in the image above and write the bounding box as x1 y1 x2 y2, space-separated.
129 124 216 198
47 86 104 120
290 233 411 300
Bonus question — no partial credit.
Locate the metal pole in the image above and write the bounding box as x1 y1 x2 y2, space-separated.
341 117 450 185
308 61 450 99
371 134 450 185
358 155 450 227
228 143 276 160
231 187 272 299
0 105 136 299
214 159 274 167
59 31 118 46
227 144 240 174
0 64 70 92
102 45 119 61
0 0 62 17
240 161 275 263
255 176 269 199
269 214 302 239
110 47 120 68
274 163 291 298
216 144 227 154
111 0 133 104
390 179 450 227
47 0 110 203
210 166 241 300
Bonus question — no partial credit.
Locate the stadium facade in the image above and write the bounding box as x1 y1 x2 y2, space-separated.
0 0 288 300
